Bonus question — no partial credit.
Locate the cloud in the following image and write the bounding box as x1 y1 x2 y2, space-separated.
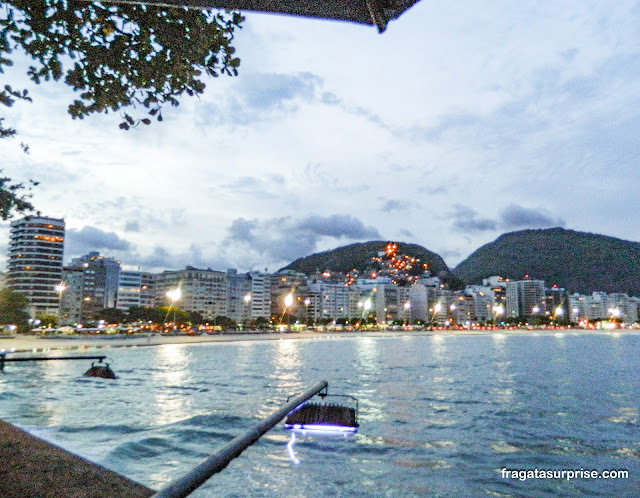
240 72 321 110
124 244 228 272
450 204 497 232
223 214 381 263
197 72 324 126
65 226 132 259
124 220 140 232
381 199 412 212
499 204 565 230
219 176 282 200
122 214 382 273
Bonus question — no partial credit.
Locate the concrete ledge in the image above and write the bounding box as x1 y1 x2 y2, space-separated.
0 420 154 498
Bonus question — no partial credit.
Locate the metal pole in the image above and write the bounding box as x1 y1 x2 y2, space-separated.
153 380 329 498
0 356 107 363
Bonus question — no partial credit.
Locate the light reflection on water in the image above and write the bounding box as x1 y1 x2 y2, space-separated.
151 344 192 426
0 333 638 497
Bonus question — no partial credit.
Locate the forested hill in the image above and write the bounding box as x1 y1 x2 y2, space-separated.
453 228 640 296
281 241 451 277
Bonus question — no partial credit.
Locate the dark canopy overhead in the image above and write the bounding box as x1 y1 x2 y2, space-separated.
101 0 421 32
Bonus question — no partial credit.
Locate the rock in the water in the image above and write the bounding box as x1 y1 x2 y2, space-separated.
84 364 117 379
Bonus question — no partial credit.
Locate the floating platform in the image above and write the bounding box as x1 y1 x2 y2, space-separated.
0 420 153 498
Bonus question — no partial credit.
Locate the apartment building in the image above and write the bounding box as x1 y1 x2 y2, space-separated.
154 266 226 320
7 216 65 317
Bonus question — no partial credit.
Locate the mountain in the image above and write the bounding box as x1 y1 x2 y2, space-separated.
453 227 640 296
282 240 452 278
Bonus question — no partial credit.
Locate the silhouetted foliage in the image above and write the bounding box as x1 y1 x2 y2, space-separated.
1 1 243 218
35 313 58 327
1 0 243 129
0 171 38 219
94 307 127 323
0 84 36 219
0 288 30 331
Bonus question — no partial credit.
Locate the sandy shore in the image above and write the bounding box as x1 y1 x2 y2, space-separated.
0 328 638 354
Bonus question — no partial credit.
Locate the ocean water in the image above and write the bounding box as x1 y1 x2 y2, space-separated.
0 332 638 497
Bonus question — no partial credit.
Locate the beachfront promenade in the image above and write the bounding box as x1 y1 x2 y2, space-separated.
2 328 639 354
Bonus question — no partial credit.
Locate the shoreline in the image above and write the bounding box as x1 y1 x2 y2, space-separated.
1 328 639 353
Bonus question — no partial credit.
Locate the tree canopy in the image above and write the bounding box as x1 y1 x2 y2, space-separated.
0 287 30 331
0 0 243 217
1 0 243 128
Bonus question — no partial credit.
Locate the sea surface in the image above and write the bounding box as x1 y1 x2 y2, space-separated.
0 332 638 497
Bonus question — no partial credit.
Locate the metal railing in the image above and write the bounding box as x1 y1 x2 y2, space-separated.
0 353 107 371
153 380 329 498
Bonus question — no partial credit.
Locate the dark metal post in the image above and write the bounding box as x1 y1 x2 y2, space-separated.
153 380 329 498
0 355 106 364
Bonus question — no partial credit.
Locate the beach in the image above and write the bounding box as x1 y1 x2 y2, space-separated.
1 328 639 354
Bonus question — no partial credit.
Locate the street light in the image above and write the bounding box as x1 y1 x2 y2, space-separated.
304 298 311 325
283 293 294 329
492 304 505 327
243 293 252 327
54 282 66 325
165 287 182 330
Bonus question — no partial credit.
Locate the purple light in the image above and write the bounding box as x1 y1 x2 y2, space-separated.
284 423 358 434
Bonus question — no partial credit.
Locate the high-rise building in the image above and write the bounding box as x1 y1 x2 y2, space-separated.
68 252 121 320
545 286 570 323
306 279 360 323
59 267 83 325
116 271 154 310
226 270 271 323
270 270 308 319
374 284 411 324
7 216 65 317
154 266 227 320
506 279 546 318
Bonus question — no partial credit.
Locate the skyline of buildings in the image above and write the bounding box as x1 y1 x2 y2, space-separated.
4 216 640 327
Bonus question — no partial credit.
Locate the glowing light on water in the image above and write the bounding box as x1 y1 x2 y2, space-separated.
284 424 358 434
287 432 300 465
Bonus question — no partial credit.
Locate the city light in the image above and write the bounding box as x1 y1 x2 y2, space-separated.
166 288 182 302
284 293 294 308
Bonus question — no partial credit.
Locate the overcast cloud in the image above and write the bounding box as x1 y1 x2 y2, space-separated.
499 204 566 231
221 214 381 265
65 227 132 260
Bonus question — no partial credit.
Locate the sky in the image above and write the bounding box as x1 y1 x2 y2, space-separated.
2 0 640 274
